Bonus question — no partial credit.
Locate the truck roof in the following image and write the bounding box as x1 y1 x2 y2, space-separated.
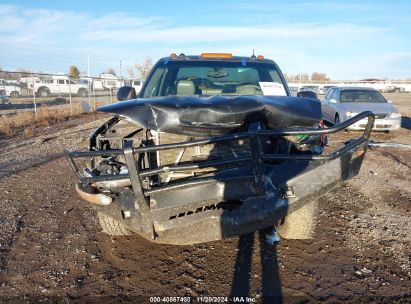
159 53 276 65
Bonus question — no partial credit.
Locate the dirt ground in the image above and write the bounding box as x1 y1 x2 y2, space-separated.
0 94 410 303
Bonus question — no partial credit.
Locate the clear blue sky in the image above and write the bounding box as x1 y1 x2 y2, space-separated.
1 0 410 79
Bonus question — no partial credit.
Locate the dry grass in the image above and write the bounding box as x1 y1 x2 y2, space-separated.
1 103 86 137
23 127 32 138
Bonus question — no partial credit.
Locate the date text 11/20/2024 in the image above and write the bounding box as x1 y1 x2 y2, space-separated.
150 296 257 303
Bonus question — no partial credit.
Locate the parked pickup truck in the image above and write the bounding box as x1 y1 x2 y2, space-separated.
65 53 374 245
34 77 88 97
0 79 21 98
384 86 405 93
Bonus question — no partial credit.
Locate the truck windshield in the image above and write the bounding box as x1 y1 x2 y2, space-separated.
141 60 287 98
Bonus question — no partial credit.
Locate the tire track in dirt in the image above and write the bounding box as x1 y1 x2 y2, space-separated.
0 115 105 178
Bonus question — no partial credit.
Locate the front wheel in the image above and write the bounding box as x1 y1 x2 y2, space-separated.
97 212 132 236
10 91 19 98
78 89 88 97
38 88 49 97
276 200 318 239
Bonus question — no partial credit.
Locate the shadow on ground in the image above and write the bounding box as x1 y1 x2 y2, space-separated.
230 229 282 303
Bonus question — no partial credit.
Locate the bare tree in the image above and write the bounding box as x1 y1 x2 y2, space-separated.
69 65 80 78
0 69 6 78
284 73 299 82
135 57 153 80
104 68 117 76
284 72 291 81
284 73 310 82
127 66 135 78
300 73 310 82
15 68 32 78
17 68 31 73
311 72 330 82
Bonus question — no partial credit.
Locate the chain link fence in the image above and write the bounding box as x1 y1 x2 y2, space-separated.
0 71 144 136
1 70 410 135
0 71 136 111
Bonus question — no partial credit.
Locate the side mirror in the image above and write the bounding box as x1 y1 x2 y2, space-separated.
297 91 318 99
117 86 137 101
329 98 338 104
387 100 393 103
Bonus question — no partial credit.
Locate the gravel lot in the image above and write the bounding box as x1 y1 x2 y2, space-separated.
0 94 410 302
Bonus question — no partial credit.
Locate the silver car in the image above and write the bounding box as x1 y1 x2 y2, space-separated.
321 87 401 131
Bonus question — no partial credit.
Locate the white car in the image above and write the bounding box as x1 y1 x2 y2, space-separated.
321 87 401 131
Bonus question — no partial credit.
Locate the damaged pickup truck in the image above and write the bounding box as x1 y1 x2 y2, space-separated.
65 53 374 245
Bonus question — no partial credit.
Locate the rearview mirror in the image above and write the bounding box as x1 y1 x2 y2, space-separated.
387 100 393 103
117 86 137 101
329 98 337 104
297 91 318 99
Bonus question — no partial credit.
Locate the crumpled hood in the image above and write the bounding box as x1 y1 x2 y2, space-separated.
98 95 321 136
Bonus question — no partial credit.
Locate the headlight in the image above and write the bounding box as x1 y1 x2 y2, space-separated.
389 112 401 119
346 111 358 117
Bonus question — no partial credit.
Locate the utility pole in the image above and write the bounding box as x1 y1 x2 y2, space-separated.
87 54 91 109
119 60 122 80
31 74 37 116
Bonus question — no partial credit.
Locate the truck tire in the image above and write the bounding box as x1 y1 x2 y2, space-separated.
38 88 49 97
97 212 131 236
78 89 88 97
276 200 318 239
10 91 19 98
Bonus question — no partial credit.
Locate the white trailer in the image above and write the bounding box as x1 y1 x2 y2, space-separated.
91 74 123 91
125 79 145 94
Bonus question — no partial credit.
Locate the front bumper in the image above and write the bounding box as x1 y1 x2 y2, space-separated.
65 112 375 245
347 117 401 131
